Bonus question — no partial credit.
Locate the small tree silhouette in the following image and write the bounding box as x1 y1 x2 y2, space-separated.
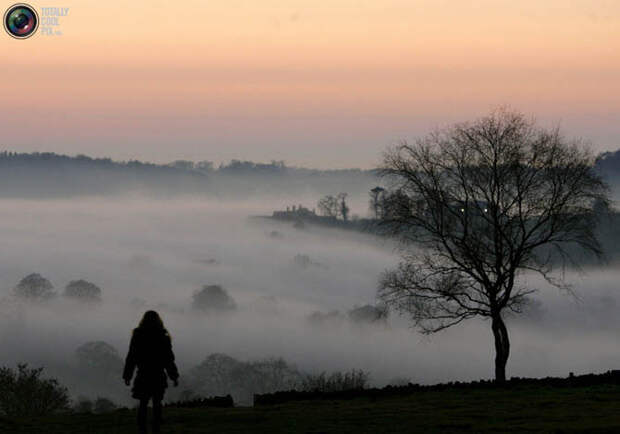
64 279 102 303
75 341 123 375
13 273 55 300
93 397 117 414
190 353 303 405
192 285 237 313
348 304 388 325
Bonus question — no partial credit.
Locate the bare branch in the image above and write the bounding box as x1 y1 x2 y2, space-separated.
377 108 609 340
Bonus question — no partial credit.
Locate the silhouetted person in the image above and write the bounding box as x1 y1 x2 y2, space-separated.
123 310 179 434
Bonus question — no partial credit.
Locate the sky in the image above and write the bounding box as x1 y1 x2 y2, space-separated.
1 0 619 168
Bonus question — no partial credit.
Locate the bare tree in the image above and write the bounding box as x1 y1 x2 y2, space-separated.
338 192 350 222
318 193 349 220
317 195 339 218
369 186 385 219
377 109 609 382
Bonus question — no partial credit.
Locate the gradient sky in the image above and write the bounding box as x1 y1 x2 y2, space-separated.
1 0 619 168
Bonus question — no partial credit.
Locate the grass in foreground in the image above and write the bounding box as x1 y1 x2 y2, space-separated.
3 384 620 433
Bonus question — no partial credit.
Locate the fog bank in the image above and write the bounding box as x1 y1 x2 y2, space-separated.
1 197 620 405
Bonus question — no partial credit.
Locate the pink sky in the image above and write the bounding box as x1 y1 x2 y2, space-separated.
1 0 619 168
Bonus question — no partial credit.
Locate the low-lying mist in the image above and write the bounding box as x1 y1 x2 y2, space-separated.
1 196 620 405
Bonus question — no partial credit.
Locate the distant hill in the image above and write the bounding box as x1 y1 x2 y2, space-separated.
0 150 617 200
0 152 378 199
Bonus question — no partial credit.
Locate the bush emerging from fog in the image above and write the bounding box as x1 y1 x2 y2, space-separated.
251 358 305 392
189 354 369 405
13 273 55 301
347 304 388 325
301 369 369 392
307 305 388 326
191 353 245 395
267 230 284 239
190 353 304 405
73 396 117 414
75 341 123 375
307 309 345 325
73 396 93 413
0 364 70 417
64 279 102 302
192 285 237 313
293 254 327 269
93 397 117 413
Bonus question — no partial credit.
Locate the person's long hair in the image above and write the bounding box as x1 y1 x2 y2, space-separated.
136 310 169 336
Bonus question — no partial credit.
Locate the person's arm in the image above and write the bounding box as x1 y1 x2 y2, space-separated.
164 335 179 386
122 331 138 385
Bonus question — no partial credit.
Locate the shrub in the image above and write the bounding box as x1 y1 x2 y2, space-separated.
192 285 237 313
307 310 345 325
190 353 250 395
13 273 55 301
75 341 123 375
293 254 312 269
0 364 70 417
190 353 304 406
347 304 388 324
268 230 284 239
301 369 369 392
64 279 102 302
74 396 93 413
93 397 117 413
250 357 304 392
293 254 327 269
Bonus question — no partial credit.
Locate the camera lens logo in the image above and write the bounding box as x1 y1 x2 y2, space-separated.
4 3 39 39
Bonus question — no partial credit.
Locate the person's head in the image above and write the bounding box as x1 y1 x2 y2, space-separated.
138 310 166 331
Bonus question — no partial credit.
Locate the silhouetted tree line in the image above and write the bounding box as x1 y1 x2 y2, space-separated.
255 369 620 406
163 395 234 409
307 304 388 326
0 151 379 198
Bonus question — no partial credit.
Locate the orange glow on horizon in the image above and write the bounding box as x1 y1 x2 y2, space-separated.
1 0 619 167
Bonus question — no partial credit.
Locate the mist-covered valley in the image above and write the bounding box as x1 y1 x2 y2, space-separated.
2 191 620 407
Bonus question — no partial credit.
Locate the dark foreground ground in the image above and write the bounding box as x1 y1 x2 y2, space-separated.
3 383 620 434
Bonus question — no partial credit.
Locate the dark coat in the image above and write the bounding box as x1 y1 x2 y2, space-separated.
123 327 179 400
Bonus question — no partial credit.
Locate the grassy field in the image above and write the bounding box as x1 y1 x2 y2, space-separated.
3 384 620 433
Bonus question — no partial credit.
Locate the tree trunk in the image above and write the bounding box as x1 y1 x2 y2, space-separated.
491 313 510 383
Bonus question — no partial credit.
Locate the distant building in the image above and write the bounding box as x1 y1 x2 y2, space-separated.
273 204 318 220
